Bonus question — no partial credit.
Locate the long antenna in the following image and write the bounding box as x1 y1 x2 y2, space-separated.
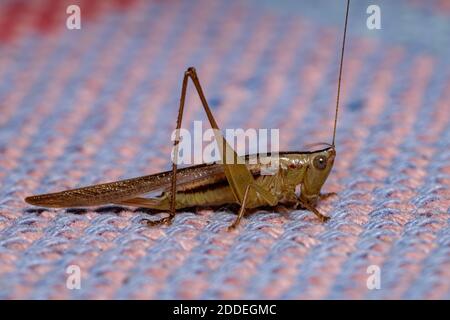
332 0 350 147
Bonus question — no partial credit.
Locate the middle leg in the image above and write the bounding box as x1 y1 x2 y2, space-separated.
228 183 278 231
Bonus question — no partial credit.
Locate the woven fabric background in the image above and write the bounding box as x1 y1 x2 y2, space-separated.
0 0 449 299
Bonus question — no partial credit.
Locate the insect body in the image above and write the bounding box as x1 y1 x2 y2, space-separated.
26 148 335 220
25 0 350 230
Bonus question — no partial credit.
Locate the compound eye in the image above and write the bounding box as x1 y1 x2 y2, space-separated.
313 155 327 170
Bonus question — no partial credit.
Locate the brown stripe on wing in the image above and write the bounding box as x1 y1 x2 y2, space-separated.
174 164 262 193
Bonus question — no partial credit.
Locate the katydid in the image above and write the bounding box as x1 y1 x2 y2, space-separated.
25 0 351 230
